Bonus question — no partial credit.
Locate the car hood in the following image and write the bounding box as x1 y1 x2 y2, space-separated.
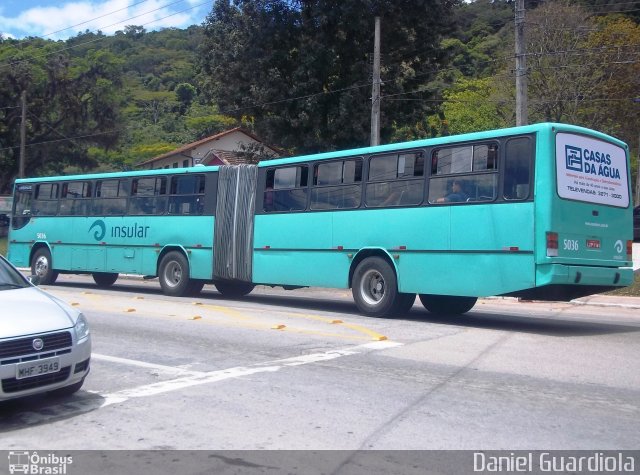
0 287 78 339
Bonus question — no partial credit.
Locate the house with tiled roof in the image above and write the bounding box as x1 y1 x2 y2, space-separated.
136 127 279 169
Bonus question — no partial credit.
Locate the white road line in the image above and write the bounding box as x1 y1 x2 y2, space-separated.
92 353 205 376
4 340 402 427
99 340 403 406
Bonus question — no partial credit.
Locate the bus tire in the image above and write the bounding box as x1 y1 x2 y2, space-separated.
352 257 400 317
159 251 191 297
92 272 118 287
186 279 206 296
393 292 417 315
215 281 255 298
419 294 477 315
31 248 58 285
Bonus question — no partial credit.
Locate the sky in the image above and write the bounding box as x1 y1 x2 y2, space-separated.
0 0 212 40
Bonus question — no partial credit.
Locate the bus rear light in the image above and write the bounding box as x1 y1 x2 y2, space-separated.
546 232 559 257
627 240 633 259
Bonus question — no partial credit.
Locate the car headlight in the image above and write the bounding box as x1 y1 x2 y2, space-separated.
74 313 90 341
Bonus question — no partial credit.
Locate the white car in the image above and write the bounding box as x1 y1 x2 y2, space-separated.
0 254 91 401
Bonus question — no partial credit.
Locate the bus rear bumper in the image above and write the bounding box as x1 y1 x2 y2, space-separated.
537 264 633 287
503 264 633 301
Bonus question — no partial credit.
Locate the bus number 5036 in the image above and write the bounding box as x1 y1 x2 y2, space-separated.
563 239 579 251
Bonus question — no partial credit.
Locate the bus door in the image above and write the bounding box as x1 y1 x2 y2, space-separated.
213 165 258 282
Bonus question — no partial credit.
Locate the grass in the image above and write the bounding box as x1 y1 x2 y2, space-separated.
0 234 637 296
606 271 640 297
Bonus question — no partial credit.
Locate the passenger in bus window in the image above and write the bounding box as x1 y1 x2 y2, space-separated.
437 179 468 203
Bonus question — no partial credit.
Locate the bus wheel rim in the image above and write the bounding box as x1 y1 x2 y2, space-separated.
165 261 182 287
360 268 385 306
35 256 49 276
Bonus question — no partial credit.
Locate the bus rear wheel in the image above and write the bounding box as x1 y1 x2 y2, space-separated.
92 272 118 287
31 248 58 285
394 292 417 315
352 256 406 317
419 294 477 315
215 281 255 298
186 280 206 296
159 251 191 297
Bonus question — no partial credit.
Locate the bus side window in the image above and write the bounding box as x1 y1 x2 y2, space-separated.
131 177 167 215
265 166 308 212
60 181 92 216
168 175 205 215
366 152 423 208
429 144 498 204
504 138 532 200
33 183 59 216
311 159 362 210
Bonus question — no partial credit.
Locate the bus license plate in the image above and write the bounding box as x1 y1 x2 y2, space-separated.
586 239 601 249
16 358 60 380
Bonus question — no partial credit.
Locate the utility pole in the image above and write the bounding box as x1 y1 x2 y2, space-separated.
19 90 26 178
636 131 640 206
370 16 381 146
515 0 528 126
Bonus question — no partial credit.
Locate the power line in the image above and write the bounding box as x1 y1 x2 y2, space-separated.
20 0 152 41
0 130 120 153
0 0 204 71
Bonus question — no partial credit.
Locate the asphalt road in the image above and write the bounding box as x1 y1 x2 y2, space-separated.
1 276 639 454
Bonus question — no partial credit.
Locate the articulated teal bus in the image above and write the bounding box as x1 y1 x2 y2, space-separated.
8 123 634 316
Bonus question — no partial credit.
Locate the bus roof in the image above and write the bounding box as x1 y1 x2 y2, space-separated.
258 122 629 168
14 123 628 183
14 164 221 184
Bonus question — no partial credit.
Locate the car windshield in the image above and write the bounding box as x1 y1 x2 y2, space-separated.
0 256 29 290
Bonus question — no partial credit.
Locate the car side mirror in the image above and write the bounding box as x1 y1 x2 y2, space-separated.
28 275 41 286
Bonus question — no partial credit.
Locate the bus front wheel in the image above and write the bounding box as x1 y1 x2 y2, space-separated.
352 257 407 317
92 272 118 288
419 294 477 315
159 251 191 297
31 248 59 285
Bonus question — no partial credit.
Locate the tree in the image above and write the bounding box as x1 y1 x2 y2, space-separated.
175 82 197 109
199 0 458 153
0 39 123 192
440 77 512 134
524 2 639 145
